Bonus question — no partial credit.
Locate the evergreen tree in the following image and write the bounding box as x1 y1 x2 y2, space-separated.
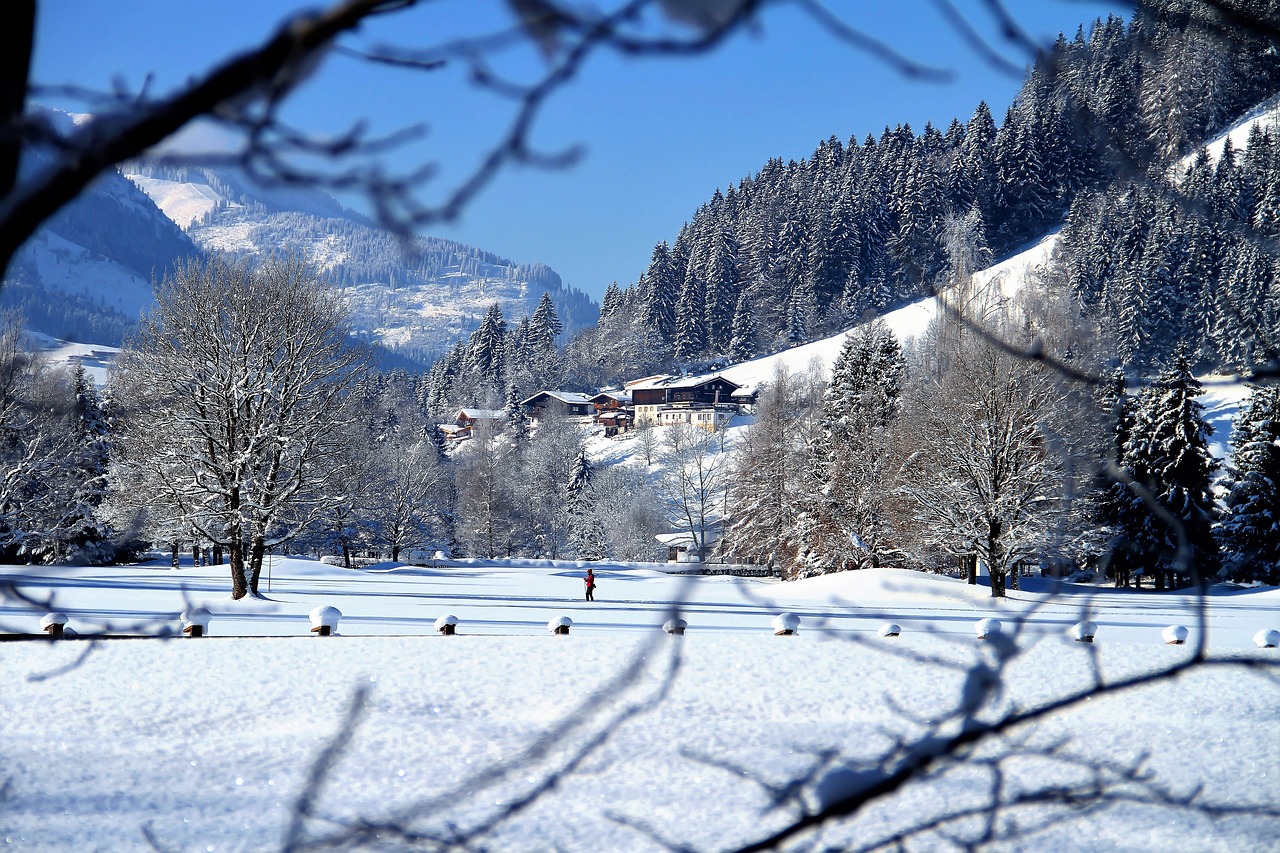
801 321 905 571
674 277 707 361
703 227 740 353
600 282 623 320
503 384 530 444
642 241 679 343
1218 385 1280 583
466 303 507 396
567 449 607 561
728 290 758 363
1115 349 1219 589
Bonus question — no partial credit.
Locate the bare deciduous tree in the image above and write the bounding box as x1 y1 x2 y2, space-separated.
660 420 729 562
109 255 368 598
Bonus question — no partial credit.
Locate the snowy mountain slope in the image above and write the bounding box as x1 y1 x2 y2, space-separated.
126 172 227 229
26 331 119 386
126 163 598 364
1181 95 1280 169
717 231 1061 394
705 228 1249 473
2 141 198 345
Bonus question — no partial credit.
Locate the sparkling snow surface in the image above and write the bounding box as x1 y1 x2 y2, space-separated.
2 558 1279 850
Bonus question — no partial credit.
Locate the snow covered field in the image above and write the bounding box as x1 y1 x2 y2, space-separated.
3 558 1279 851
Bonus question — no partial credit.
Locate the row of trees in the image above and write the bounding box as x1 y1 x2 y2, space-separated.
725 275 1280 594
10 250 1277 598
0 255 742 596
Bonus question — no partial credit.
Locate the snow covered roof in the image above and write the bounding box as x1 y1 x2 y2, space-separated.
624 374 671 390
520 390 593 406
591 390 632 404
457 408 503 420
626 373 742 392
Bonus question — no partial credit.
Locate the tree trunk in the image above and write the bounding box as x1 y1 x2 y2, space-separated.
213 544 223 566
391 544 401 562
341 541 351 569
170 541 180 570
248 537 266 596
1010 565 1020 591
230 540 248 599
192 544 202 567
990 569 1006 598
966 555 977 585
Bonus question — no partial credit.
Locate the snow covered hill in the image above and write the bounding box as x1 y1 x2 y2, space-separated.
1182 94 1280 169
716 231 1062 394
707 228 1250 470
125 163 599 364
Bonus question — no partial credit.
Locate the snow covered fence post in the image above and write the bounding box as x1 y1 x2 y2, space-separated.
878 623 901 638
1254 629 1280 649
181 607 211 637
310 606 341 636
1162 625 1189 645
976 618 1002 641
1071 621 1097 643
39 612 67 638
663 618 687 636
772 613 800 636
435 614 458 636
548 615 572 635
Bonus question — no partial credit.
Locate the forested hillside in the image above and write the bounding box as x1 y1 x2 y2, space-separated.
607 3 1280 368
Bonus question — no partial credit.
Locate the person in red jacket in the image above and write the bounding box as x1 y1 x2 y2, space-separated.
584 568 596 602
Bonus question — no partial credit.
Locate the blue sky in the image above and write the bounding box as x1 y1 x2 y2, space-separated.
33 0 1129 300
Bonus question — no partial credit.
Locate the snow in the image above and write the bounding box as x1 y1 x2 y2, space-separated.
1199 374 1252 463
1181 98 1280 169
27 332 120 386
1254 628 1280 649
976 616 1003 638
3 556 1280 849
772 611 801 634
1071 620 1098 641
181 607 212 629
876 622 901 637
125 173 226 229
309 605 342 630
22 228 154 318
1163 624 1190 645
716 233 1058 393
37 611 67 630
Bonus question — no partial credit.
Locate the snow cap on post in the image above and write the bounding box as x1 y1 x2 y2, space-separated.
1162 625 1189 645
549 615 572 635
1254 628 1280 649
1070 621 1097 643
772 612 800 636
976 618 1002 640
40 612 68 637
181 607 212 637
310 605 341 636
877 623 901 638
435 614 459 635
663 618 687 635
